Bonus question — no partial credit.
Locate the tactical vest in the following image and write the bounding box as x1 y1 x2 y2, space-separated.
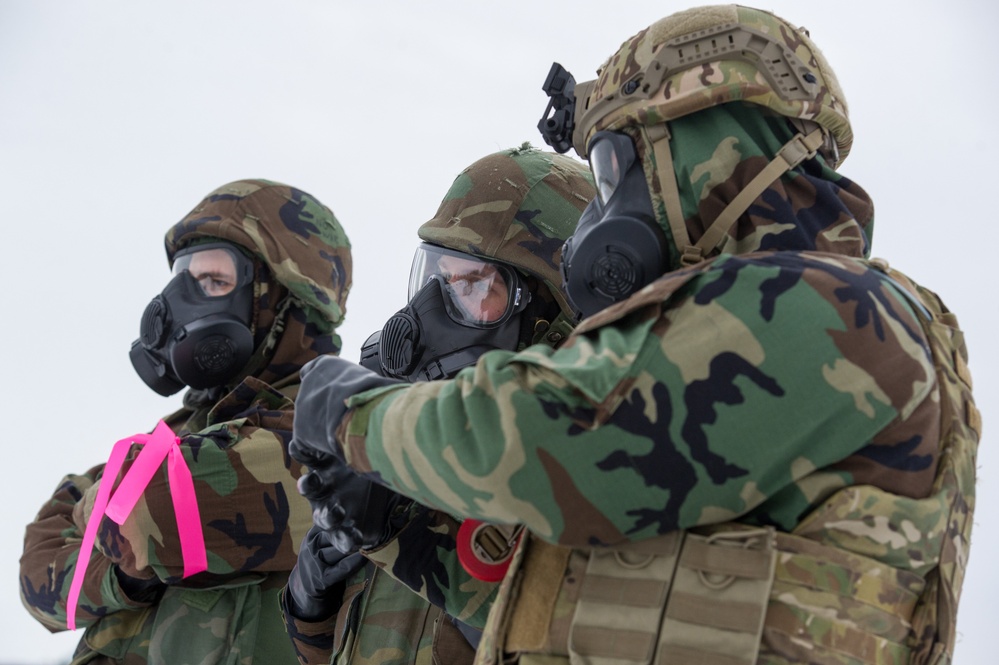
474 259 979 665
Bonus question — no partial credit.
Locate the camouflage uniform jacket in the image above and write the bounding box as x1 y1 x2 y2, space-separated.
314 102 980 663
333 250 978 664
21 178 351 664
20 375 312 664
283 502 494 665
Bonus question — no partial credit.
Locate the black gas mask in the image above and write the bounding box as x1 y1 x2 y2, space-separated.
560 131 668 320
360 244 529 382
130 242 256 396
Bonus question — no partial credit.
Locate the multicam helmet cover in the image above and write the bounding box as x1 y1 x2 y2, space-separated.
572 4 850 166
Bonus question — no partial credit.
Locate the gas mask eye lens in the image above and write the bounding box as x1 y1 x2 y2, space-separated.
407 244 526 328
172 244 251 297
588 131 639 204
590 140 621 203
443 267 508 323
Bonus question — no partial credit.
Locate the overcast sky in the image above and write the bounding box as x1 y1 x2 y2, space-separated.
2 2 996 663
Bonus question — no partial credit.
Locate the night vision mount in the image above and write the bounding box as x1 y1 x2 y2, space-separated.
537 62 577 154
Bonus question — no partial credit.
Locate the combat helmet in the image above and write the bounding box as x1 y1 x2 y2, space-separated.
166 179 352 331
417 143 595 345
540 4 850 268
161 179 352 389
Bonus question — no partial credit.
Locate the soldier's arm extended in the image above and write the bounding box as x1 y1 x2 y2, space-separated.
335 254 939 547
20 465 161 631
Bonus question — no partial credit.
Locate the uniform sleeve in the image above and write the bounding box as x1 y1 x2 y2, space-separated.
280 587 338 665
86 381 314 582
19 466 157 632
362 503 496 628
281 564 369 665
338 255 938 547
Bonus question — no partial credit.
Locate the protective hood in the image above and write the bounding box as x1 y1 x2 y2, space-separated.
642 102 874 263
164 179 352 389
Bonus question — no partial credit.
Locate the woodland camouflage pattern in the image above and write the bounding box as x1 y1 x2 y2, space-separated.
338 228 979 665
283 147 594 665
167 178 352 333
282 508 486 665
418 142 595 323
20 179 351 664
361 504 495 630
303 56 979 665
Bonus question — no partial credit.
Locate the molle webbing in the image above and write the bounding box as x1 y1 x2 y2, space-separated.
494 527 930 665
500 527 778 665
765 533 921 665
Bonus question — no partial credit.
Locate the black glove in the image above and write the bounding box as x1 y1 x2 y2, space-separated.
290 355 402 464
297 455 408 553
113 565 166 604
285 526 366 622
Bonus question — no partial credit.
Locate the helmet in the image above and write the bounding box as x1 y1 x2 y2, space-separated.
132 179 351 396
165 179 352 331
417 142 595 339
364 144 596 382
540 5 859 276
572 5 849 165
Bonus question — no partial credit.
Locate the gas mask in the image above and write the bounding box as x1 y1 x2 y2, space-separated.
130 242 256 396
560 131 668 320
361 244 529 382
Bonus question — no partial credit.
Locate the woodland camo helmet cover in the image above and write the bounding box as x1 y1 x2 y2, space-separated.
417 143 596 329
164 179 352 387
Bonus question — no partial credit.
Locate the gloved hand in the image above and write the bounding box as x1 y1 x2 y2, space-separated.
297 454 408 553
113 565 166 604
291 354 402 463
291 355 407 552
285 525 366 622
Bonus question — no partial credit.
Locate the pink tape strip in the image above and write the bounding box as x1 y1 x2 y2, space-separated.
65 420 208 630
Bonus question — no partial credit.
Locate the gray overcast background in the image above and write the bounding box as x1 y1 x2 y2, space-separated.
1 2 995 663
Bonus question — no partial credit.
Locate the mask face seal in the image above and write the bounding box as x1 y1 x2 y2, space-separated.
561 130 668 319
360 244 529 382
130 242 255 395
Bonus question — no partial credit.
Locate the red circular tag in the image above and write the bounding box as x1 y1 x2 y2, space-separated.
456 519 521 582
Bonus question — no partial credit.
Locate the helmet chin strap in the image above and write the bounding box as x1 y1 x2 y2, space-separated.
644 124 826 267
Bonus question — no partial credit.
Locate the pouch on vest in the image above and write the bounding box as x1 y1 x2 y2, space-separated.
490 526 777 665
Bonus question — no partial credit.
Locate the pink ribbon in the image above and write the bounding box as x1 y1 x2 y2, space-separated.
66 420 208 630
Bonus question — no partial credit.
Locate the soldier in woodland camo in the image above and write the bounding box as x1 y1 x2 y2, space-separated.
282 145 595 665
20 179 351 665
291 6 980 664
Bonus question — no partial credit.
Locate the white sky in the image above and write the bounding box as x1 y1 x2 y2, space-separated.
1 2 996 663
